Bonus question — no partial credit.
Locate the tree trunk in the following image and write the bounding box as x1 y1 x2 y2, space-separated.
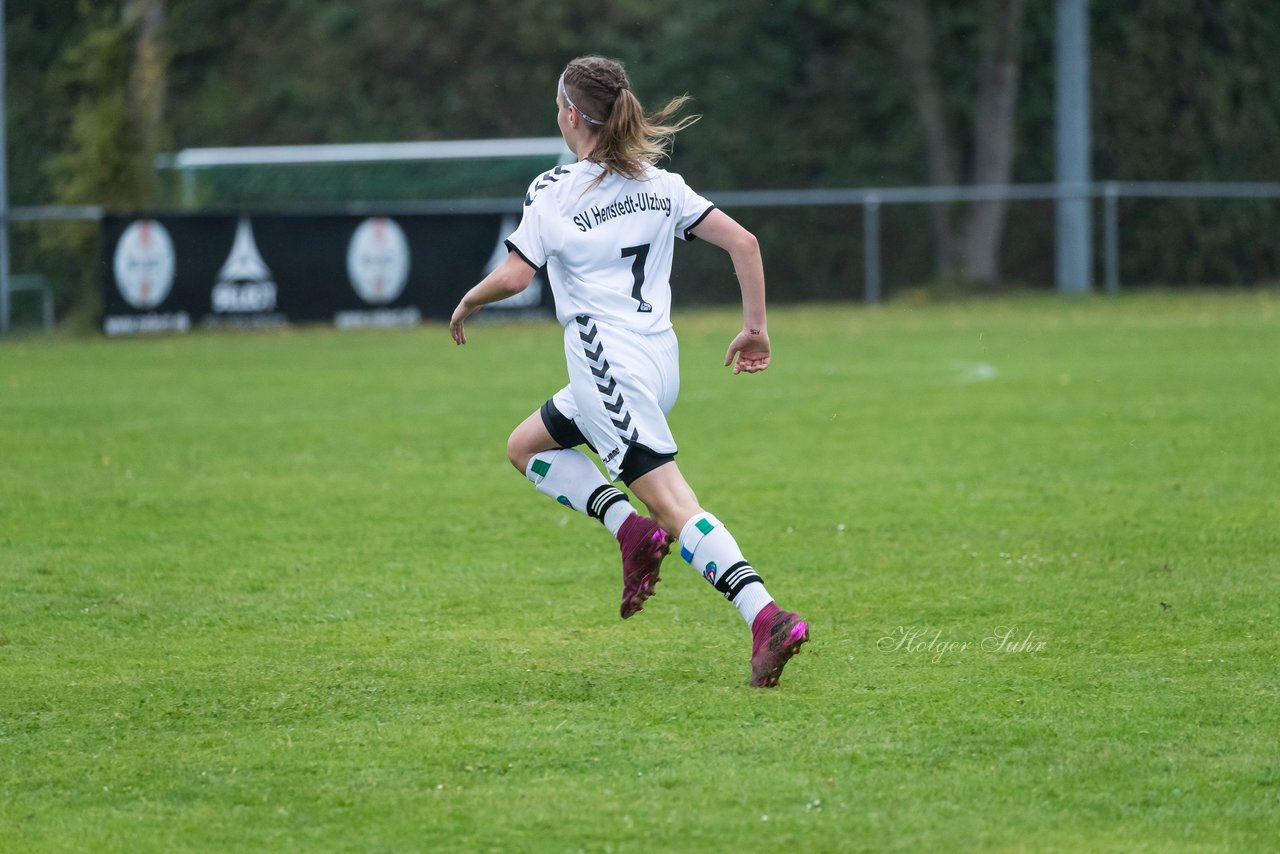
959 0 1026 283
123 0 168 167
889 0 959 279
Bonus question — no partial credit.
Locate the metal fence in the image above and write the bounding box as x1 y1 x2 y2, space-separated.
4 181 1280 333
709 180 1280 303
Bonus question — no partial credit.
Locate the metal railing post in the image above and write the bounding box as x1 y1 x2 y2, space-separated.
863 194 881 304
181 168 197 208
1 0 10 336
1103 181 1120 294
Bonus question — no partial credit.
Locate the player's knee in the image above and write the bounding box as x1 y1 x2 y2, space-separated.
507 429 533 475
663 502 703 540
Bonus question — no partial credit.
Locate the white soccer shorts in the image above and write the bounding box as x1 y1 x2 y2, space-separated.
551 315 681 482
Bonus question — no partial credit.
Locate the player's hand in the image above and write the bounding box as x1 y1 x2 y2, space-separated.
724 328 771 374
449 301 474 345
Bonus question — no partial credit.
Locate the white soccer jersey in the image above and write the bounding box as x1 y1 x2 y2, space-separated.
505 161 715 333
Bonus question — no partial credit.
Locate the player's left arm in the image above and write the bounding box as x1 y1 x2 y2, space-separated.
689 209 771 374
449 251 537 345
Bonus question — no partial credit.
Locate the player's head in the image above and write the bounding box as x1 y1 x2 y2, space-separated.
558 55 699 181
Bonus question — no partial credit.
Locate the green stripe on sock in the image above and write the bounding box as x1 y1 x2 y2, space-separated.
696 518 715 535
531 459 551 478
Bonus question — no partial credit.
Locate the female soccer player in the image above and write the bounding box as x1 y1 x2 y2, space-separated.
449 55 808 687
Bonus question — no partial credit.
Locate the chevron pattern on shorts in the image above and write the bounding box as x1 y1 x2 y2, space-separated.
576 315 640 448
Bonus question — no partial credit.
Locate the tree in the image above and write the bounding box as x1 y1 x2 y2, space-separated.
47 0 168 207
889 0 1026 284
123 0 167 160
33 0 169 325
888 0 959 279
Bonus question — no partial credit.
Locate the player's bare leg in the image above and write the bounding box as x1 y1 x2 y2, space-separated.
629 462 809 687
508 411 670 618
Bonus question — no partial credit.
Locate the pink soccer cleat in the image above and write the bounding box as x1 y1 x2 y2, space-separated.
749 602 810 687
616 514 671 619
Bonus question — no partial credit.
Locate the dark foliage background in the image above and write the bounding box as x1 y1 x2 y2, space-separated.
8 0 1280 321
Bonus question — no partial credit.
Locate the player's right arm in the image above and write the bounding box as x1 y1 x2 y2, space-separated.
449 251 537 345
689 209 771 374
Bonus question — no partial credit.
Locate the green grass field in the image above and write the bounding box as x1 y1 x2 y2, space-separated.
2 291 1278 851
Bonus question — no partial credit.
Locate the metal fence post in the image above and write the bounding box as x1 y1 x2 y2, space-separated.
1103 181 1120 294
1055 0 1093 294
181 168 198 208
863 194 881 304
1 0 11 335
10 273 52 331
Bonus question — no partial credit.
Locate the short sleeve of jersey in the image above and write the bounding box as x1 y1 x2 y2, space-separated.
504 179 551 270
672 173 716 242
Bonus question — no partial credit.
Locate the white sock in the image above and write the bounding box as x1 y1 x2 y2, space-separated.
599 500 635 535
678 512 773 626
526 448 636 535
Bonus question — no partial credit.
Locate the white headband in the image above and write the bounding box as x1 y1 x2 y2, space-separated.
559 72 606 126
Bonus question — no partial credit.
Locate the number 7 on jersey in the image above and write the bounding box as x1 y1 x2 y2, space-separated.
621 244 652 313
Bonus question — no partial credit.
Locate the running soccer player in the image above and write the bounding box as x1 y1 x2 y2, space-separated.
449 55 808 687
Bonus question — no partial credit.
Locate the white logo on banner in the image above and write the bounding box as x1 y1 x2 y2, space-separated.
114 219 176 309
347 217 410 305
489 215 542 308
212 218 277 313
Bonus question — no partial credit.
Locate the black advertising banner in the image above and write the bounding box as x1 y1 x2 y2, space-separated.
102 212 551 335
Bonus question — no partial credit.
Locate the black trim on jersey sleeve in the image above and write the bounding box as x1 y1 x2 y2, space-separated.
682 205 718 241
504 239 541 272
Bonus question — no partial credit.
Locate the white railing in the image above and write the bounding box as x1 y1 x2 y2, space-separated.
154 138 574 207
708 181 1280 302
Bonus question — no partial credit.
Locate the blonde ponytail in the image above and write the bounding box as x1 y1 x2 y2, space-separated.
561 56 700 182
